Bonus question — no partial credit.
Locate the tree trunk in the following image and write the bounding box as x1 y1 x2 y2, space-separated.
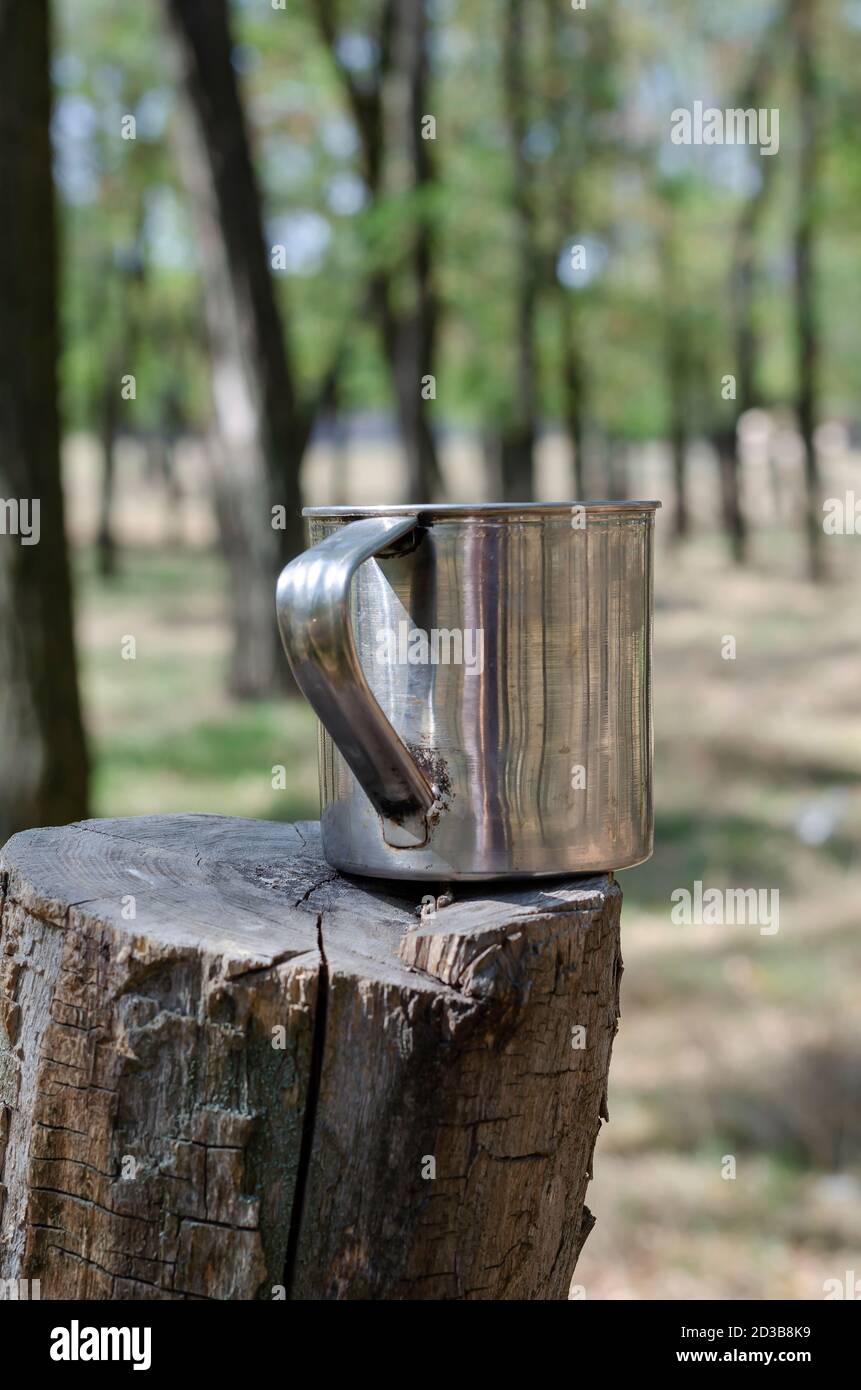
0 815 622 1300
721 8 789 565
543 0 603 503
316 0 442 502
562 298 587 499
668 415 688 539
715 424 746 564
714 226 775 562
164 0 308 696
386 0 443 500
97 375 120 578
660 220 690 541
606 435 628 500
0 0 89 844
792 0 825 582
720 203 759 564
376 278 442 504
96 258 145 580
501 0 538 502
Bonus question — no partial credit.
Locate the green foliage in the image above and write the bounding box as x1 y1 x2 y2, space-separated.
54 0 861 449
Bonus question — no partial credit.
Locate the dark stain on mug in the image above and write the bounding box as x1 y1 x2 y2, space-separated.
407 740 454 830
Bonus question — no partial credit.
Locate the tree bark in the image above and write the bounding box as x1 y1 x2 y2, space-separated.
0 815 622 1300
96 374 120 578
164 0 309 696
0 0 89 844
386 0 443 500
542 0 614 502
720 4 791 565
792 0 825 582
561 298 587 500
96 240 147 580
714 423 745 562
500 0 538 502
660 220 690 540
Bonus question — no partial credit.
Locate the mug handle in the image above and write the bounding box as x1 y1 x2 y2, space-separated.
276 514 436 839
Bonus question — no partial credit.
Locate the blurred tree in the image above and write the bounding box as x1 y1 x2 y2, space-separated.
95 222 148 578
542 0 584 497
714 2 790 563
498 0 539 500
387 0 442 500
313 0 443 500
0 0 89 840
41 0 861 589
164 0 311 696
541 0 619 499
52 8 191 580
659 187 694 540
792 0 825 581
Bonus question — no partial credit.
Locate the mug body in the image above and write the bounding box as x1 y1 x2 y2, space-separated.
306 502 657 881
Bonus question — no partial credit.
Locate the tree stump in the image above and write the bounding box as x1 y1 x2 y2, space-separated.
0 815 622 1300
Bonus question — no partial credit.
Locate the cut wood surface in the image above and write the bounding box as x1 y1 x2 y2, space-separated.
0 815 622 1300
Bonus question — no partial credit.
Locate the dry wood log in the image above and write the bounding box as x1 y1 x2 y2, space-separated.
0 815 622 1300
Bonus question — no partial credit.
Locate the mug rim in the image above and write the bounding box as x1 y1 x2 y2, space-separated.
303 500 662 518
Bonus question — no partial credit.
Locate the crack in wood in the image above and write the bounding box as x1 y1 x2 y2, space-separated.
0 817 621 1300
281 910 327 1299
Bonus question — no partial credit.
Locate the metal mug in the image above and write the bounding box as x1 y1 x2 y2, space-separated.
276 502 659 881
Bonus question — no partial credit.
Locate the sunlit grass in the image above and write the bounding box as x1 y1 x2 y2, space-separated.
76 545 319 823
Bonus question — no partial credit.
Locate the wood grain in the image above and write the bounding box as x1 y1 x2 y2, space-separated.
0 815 621 1300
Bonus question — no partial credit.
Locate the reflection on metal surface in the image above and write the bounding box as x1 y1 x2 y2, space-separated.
277 502 660 881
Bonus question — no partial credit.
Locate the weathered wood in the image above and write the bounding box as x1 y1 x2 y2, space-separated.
0 815 622 1300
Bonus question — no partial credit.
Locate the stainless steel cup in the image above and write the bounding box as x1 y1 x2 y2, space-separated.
276 502 659 881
